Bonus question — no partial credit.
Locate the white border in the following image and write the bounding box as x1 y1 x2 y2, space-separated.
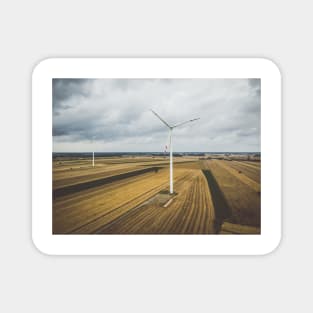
32 58 281 255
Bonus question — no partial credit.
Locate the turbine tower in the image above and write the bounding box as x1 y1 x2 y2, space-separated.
151 110 199 194
91 136 95 167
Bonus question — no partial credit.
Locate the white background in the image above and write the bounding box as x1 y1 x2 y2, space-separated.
0 0 311 312
32 58 281 255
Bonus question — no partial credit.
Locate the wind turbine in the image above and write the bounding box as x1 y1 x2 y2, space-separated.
151 110 200 194
91 136 95 167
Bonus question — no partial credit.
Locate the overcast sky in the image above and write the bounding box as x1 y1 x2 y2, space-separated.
53 78 260 152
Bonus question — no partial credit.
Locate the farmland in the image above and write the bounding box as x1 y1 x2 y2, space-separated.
53 155 261 234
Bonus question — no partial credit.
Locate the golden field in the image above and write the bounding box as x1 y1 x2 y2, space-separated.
53 156 261 234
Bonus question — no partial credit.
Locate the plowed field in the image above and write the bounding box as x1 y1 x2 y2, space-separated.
53 156 261 234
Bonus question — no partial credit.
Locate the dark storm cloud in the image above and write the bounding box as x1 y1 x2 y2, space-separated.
248 78 260 88
248 78 261 96
53 78 261 152
52 79 91 113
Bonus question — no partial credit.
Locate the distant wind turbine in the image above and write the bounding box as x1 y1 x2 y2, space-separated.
151 110 200 194
91 136 95 167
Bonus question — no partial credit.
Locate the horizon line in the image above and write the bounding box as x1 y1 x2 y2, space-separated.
52 151 261 154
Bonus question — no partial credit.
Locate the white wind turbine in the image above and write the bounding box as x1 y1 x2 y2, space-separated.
151 110 200 194
91 136 95 167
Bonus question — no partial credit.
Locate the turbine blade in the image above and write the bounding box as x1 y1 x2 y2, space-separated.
151 109 171 128
173 117 200 128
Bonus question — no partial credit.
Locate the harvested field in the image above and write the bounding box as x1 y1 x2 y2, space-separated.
216 160 260 192
53 157 194 189
54 168 174 233
96 170 215 234
201 160 260 233
53 166 162 198
224 160 261 184
236 160 261 170
220 222 260 234
202 169 231 233
53 156 261 234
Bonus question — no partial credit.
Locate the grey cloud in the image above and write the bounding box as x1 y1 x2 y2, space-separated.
248 78 260 87
53 79 92 113
53 78 261 152
248 78 261 97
